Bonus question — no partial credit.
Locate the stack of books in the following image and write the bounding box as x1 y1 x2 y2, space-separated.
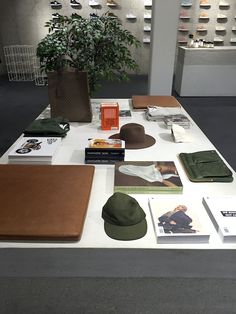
8 137 61 164
163 114 190 129
85 138 125 164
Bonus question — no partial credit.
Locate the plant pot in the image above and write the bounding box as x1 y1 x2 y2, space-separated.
47 70 92 122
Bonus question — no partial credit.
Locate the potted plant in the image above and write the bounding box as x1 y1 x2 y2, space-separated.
37 12 140 122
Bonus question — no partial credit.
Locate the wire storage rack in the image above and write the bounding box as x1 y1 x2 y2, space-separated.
3 45 36 82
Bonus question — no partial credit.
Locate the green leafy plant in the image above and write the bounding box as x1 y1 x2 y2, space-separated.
37 12 141 94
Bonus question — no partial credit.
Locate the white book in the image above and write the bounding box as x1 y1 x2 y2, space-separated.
202 196 236 243
8 137 61 164
149 197 210 243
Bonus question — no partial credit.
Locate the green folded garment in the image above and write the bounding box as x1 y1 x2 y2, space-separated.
179 150 233 182
24 117 70 137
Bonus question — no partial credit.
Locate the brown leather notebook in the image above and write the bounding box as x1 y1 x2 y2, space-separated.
132 95 181 109
0 164 95 241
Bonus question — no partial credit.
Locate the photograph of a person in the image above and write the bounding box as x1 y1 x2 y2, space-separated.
114 161 183 194
118 161 182 186
158 204 197 234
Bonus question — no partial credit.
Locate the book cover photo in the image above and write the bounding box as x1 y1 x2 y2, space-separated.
149 197 210 243
88 138 124 149
202 196 236 243
114 161 183 194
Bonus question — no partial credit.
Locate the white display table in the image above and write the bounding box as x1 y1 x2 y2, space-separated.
0 98 236 278
175 47 236 96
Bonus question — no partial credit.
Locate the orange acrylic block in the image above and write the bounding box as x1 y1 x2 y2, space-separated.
101 102 119 130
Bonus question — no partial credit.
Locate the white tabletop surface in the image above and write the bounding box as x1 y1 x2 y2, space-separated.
1 98 235 250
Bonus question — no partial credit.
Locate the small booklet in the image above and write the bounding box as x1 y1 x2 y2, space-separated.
119 109 132 118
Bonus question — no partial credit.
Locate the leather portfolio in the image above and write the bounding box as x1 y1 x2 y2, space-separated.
179 150 233 182
132 95 181 109
0 164 95 241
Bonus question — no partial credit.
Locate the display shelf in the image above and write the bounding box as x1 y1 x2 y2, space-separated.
143 25 151 32
50 1 62 8
230 38 236 43
143 37 151 43
219 1 230 7
144 0 152 7
199 4 211 8
217 14 227 19
196 26 207 32
3 45 35 82
33 57 46 86
181 3 192 7
179 11 191 19
178 26 189 32
215 26 226 31
199 14 209 20
178 37 188 44
214 36 224 42
144 13 152 19
126 14 137 20
106 0 117 6
70 0 81 7
89 0 99 7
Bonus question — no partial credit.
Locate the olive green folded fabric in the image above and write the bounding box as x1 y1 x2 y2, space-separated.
24 117 70 137
179 150 233 182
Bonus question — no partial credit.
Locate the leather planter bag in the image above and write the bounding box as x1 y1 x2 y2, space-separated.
47 70 92 122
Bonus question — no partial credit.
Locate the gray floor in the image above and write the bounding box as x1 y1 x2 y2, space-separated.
1 75 236 313
1 277 236 314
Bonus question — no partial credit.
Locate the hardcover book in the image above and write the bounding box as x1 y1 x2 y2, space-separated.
8 137 61 164
149 196 210 243
114 161 183 194
202 196 236 242
100 102 119 130
85 138 125 164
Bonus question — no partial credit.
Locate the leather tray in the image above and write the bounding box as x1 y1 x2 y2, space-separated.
0 164 94 241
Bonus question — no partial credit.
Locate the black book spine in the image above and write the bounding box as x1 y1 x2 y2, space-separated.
85 158 124 164
85 148 125 157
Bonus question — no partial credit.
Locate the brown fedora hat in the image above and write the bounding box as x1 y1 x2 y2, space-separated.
109 123 156 149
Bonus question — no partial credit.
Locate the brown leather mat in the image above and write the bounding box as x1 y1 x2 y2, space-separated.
132 95 181 109
0 164 95 241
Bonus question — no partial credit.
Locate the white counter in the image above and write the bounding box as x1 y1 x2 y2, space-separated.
174 46 236 96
